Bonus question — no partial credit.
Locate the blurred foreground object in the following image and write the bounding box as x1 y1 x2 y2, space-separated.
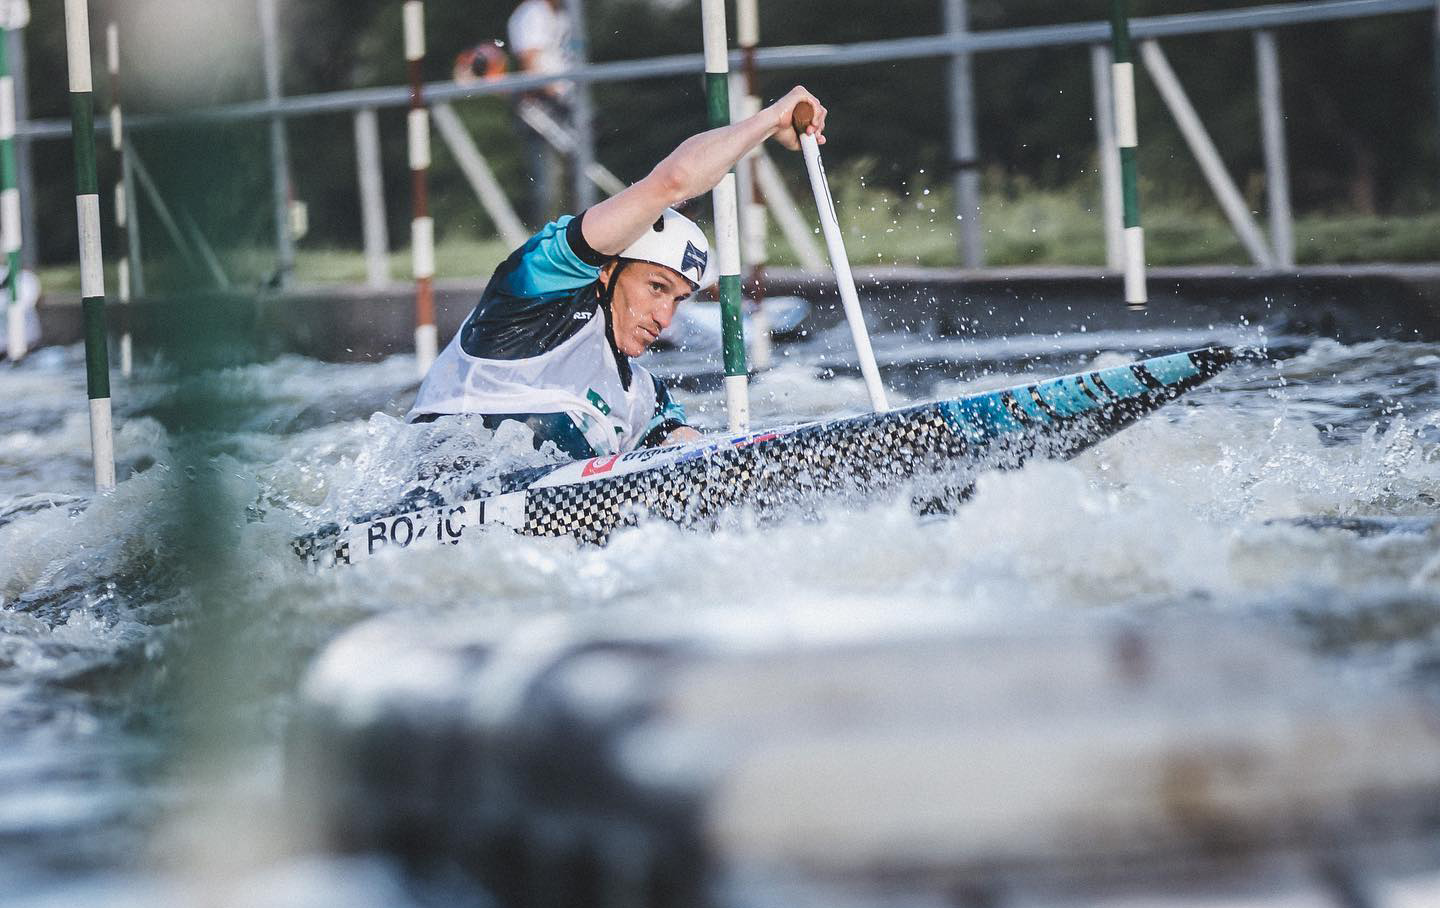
289 615 1440 907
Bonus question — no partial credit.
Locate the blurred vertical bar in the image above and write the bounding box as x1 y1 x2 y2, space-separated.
107 22 132 376
1109 0 1147 307
561 0 596 212
701 0 749 432
8 27 32 273
63 0 115 490
404 0 437 375
1254 30 1294 269
943 0 983 268
354 107 390 289
0 16 22 362
123 139 143 298
736 0 770 369
1091 44 1124 272
259 0 294 289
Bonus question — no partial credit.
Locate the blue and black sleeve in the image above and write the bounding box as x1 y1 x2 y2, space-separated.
639 377 691 448
460 211 611 360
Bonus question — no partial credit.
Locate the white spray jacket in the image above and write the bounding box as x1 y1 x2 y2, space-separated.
407 214 688 457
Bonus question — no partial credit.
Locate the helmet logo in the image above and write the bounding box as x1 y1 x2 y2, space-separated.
680 241 707 283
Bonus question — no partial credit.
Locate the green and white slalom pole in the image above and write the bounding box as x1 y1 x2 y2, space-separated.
1109 0 1147 308
793 102 888 412
64 0 115 490
107 21 130 376
700 0 749 432
404 0 437 377
0 7 24 363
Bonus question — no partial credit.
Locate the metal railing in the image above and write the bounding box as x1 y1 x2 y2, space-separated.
11 0 1437 280
16 0 1430 136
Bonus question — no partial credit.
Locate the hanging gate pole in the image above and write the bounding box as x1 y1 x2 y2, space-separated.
404 1 437 376
700 0 749 432
1 9 24 362
63 0 115 490
1108 0 1147 308
106 22 132 376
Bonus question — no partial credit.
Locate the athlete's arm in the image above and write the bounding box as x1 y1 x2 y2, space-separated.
636 375 700 449
579 86 828 257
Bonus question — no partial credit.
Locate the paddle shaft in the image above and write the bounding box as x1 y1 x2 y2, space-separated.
792 102 889 412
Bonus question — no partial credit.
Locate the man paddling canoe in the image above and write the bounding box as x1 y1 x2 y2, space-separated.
407 86 828 459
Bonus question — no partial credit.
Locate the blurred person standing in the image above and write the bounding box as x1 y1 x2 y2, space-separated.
508 0 574 225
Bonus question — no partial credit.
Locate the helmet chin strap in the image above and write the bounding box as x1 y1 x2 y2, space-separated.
599 260 633 390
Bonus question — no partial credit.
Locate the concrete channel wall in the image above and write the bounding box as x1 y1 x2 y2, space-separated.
30 265 1440 365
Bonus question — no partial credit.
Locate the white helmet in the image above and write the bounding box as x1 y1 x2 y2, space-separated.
617 208 715 292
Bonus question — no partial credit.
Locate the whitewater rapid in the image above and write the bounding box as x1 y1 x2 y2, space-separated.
3 330 1439 901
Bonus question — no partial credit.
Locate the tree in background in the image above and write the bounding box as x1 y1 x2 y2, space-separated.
15 0 1440 266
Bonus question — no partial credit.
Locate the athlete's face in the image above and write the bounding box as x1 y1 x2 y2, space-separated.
604 261 694 357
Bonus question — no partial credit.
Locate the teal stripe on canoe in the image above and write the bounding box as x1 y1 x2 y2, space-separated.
935 348 1223 444
1095 364 1148 397
1010 388 1049 423
1034 375 1091 417
942 394 1021 441
1142 350 1202 385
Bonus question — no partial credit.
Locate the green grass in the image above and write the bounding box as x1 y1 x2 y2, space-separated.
815 179 1440 268
35 234 517 297
33 188 1440 297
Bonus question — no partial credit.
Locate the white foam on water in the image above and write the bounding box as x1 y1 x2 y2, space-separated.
5 337 1440 901
229 340 1439 629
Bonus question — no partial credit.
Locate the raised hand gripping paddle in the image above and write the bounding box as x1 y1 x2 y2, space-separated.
792 101 889 412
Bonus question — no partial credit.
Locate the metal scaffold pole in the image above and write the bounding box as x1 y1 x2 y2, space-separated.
561 0 596 212
1254 29 1294 268
943 0 983 268
259 0 295 289
107 22 132 376
353 107 391 289
63 0 115 490
735 0 771 369
0 9 23 363
404 0 437 376
1140 40 1274 268
701 0 749 432
1432 0 1439 198
1091 44 1125 272
1108 0 1147 307
8 26 30 273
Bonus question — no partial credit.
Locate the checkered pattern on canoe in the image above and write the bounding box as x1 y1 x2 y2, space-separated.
293 347 1234 561
524 404 967 543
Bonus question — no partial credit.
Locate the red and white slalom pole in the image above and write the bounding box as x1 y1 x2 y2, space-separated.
404 1 437 376
793 102 887 413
